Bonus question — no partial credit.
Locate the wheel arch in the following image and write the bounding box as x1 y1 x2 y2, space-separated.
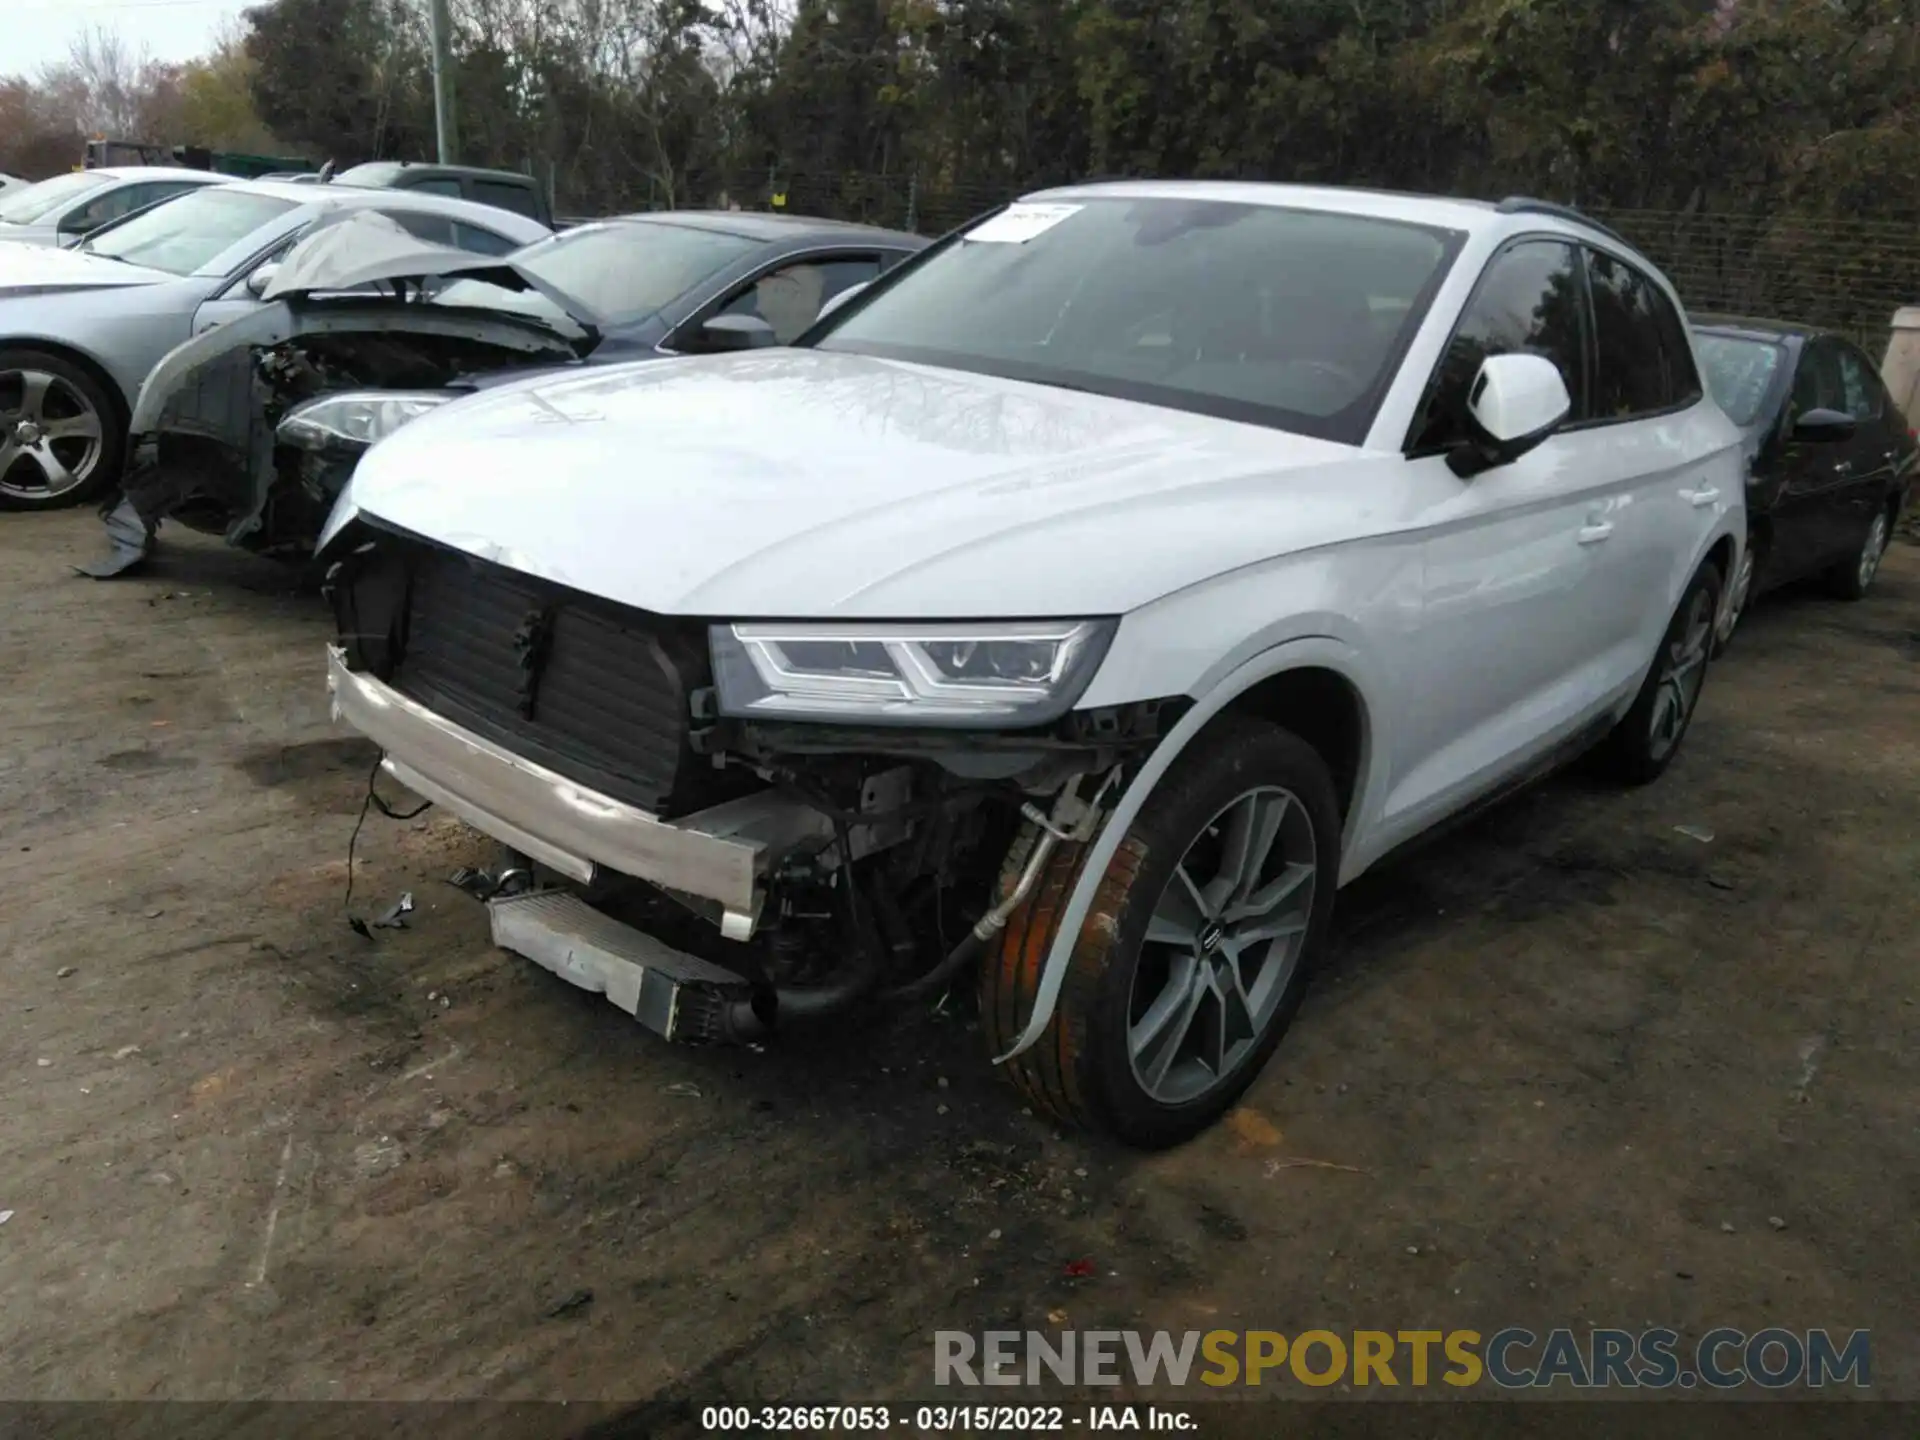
1221 665 1369 824
1704 531 1737 587
994 636 1382 1064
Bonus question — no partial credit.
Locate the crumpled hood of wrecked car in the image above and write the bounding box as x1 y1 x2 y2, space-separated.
345 348 1377 618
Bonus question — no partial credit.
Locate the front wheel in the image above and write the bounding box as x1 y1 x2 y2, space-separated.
1593 559 1723 786
979 716 1341 1149
1827 509 1891 602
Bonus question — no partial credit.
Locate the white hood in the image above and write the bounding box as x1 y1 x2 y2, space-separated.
0 239 170 296
346 349 1379 618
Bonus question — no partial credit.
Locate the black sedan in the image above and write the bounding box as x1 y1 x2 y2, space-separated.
1693 316 1917 644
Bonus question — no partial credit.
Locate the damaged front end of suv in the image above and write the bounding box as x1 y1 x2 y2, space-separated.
323 519 1179 1048
84 212 596 577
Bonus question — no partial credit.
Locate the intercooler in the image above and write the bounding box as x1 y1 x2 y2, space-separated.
332 531 730 817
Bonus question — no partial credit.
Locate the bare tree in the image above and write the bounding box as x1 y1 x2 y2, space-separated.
48 26 161 138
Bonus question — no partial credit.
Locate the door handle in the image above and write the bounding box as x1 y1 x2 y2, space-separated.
1577 521 1614 545
1832 461 1852 476
1681 485 1720 508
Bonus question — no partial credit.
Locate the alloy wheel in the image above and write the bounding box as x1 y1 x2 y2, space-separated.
1649 584 1714 760
1127 785 1318 1107
1857 513 1889 594
0 368 106 501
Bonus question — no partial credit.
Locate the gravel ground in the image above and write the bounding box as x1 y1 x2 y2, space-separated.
2 512 1915 1426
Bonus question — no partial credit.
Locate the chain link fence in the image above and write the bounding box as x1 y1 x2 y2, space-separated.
611 170 1920 357
1591 208 1920 358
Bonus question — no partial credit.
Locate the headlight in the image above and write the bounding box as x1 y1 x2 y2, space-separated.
709 620 1115 727
277 390 455 451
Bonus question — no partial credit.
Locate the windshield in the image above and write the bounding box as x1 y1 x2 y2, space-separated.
1694 333 1785 427
83 188 297 276
0 171 110 225
509 221 760 324
814 196 1459 441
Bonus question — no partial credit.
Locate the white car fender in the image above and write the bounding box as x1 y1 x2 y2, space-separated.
993 632 1387 1065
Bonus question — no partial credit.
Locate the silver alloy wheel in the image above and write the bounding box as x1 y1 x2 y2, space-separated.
1648 584 1714 761
0 369 106 501
1127 785 1317 1106
1857 512 1889 593
1719 545 1755 644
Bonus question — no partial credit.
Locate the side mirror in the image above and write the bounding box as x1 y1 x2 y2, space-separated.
1790 407 1857 444
246 262 280 298
815 281 870 324
1447 353 1573 479
693 313 778 353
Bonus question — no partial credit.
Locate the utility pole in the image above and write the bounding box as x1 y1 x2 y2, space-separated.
429 0 457 164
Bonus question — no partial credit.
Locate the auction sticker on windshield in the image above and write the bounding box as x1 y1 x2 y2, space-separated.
966 202 1082 244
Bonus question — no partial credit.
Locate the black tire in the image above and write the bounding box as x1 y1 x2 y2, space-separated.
980 715 1342 1149
1593 559 1723 786
1825 506 1892 602
0 348 125 511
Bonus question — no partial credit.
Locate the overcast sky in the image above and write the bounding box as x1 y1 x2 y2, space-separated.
7 0 248 81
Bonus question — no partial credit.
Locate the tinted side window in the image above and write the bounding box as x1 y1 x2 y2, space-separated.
474 180 538 218
1834 345 1886 423
1790 343 1843 422
405 177 464 198
1647 272 1702 406
718 256 883 343
1587 250 1697 418
1410 240 1588 454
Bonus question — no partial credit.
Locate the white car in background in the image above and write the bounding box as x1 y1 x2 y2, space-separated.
0 174 29 199
0 166 225 249
320 181 1745 1147
0 178 550 510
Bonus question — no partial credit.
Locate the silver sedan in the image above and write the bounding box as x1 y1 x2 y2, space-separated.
0 178 552 510
0 166 226 249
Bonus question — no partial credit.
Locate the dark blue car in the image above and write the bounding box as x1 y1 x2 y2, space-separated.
1693 316 1916 646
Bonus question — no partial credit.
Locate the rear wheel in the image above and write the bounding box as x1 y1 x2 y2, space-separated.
1593 560 1722 786
0 349 123 510
1827 509 1890 602
979 717 1340 1149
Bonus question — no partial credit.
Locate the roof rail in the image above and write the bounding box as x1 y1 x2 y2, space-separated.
1495 195 1628 246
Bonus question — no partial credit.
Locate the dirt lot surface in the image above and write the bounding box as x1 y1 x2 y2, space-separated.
2 511 1916 1421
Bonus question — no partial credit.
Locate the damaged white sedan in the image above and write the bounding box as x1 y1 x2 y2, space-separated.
321 182 1745 1147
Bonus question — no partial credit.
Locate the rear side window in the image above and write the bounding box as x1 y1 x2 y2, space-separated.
406 178 464 198
1410 239 1588 454
1586 250 1700 419
475 179 538 218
